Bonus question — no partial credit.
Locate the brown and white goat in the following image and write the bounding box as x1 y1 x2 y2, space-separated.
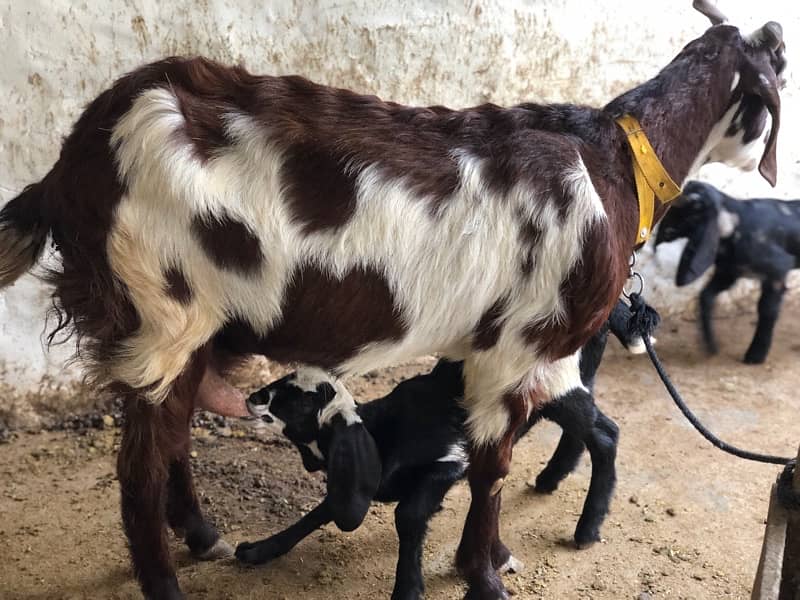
0 2 785 598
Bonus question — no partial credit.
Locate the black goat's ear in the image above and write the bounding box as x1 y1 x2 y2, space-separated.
676 214 720 286
326 415 382 532
740 55 781 186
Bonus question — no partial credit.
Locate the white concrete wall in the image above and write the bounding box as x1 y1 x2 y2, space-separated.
0 0 798 413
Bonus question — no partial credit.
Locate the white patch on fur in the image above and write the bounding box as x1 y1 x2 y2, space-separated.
498 555 524 575
729 71 740 92
438 442 469 466
317 378 362 427
285 367 362 426
686 101 768 181
292 367 336 393
717 208 740 238
246 393 288 433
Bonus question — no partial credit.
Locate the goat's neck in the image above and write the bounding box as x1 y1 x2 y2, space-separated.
607 64 736 186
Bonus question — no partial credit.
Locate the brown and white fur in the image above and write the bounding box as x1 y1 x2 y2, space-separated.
0 3 785 598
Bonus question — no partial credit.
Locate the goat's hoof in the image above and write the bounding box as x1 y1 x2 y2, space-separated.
196 538 235 561
235 539 285 565
391 584 424 600
529 475 559 494
463 570 509 600
743 352 767 365
574 528 601 549
144 575 184 600
497 555 524 575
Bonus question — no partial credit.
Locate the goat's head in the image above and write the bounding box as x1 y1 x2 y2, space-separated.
655 180 728 285
247 367 382 532
688 0 786 185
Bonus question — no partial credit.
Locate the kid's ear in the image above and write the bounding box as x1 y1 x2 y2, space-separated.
325 415 382 532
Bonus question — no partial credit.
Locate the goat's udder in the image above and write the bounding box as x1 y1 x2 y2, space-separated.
195 367 250 418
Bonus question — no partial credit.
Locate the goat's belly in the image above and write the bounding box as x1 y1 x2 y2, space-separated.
212 268 469 375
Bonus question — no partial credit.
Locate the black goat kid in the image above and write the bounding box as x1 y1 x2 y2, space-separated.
656 180 799 364
236 300 649 600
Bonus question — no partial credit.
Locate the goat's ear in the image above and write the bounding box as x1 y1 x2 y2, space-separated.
676 214 720 286
740 57 781 186
326 415 382 532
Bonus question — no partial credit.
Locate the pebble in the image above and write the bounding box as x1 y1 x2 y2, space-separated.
102 415 115 428
638 593 653 600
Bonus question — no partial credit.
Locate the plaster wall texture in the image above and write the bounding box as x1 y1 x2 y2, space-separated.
0 0 797 421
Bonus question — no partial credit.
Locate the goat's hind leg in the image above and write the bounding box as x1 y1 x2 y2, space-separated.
118 355 216 599
539 389 618 548
118 393 183 600
530 404 585 494
574 407 618 548
744 278 787 364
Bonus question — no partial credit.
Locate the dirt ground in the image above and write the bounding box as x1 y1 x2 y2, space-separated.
1 298 799 600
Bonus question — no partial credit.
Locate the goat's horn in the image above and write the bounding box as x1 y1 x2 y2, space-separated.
692 0 728 25
759 21 783 50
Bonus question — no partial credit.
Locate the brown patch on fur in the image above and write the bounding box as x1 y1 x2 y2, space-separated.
282 142 359 233
164 267 192 304
191 211 262 274
518 218 544 276
172 86 230 163
473 296 509 351
523 226 627 360
214 264 407 369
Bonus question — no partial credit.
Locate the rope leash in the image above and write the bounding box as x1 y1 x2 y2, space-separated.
626 292 795 466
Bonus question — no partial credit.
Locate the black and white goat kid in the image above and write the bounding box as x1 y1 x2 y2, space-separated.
237 300 649 600
656 180 799 363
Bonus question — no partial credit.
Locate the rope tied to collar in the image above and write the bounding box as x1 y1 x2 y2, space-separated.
626 292 794 466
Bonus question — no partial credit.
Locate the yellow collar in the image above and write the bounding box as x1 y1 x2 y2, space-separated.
615 115 682 245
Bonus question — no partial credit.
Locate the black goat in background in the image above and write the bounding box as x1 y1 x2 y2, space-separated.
656 180 800 364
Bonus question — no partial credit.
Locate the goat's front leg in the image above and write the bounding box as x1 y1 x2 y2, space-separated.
236 500 333 565
456 382 528 600
698 267 738 355
166 455 232 560
392 467 459 600
744 278 786 364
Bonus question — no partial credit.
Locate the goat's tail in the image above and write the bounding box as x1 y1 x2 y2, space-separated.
0 180 50 288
